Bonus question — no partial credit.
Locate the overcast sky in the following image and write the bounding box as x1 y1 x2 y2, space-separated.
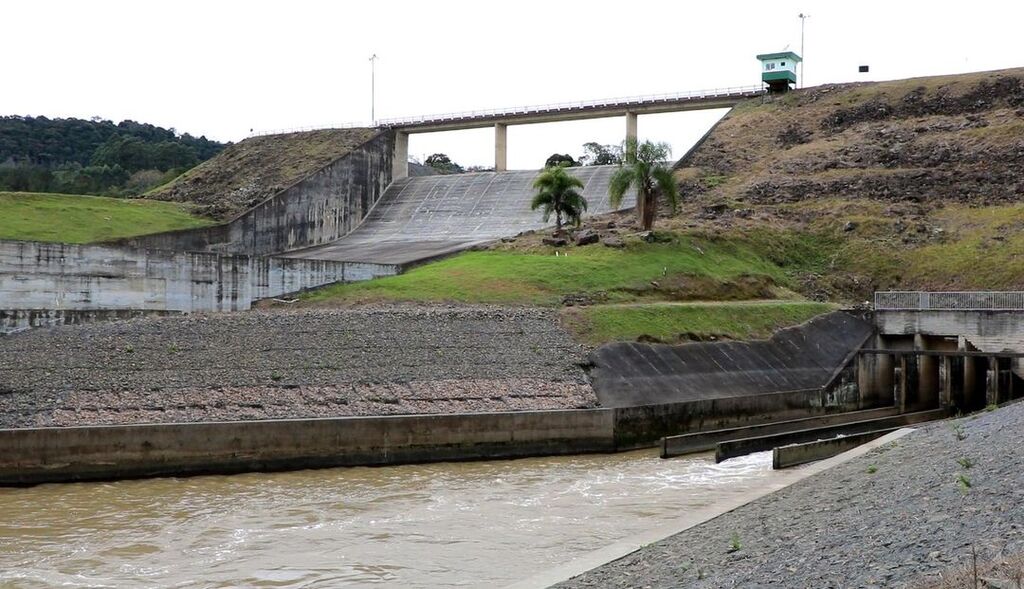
4 1 1023 169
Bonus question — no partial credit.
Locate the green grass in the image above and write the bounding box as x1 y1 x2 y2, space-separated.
561 301 835 345
302 236 793 307
0 191 215 243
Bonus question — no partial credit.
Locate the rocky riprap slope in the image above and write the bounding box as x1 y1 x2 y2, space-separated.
556 402 1024 588
0 307 595 427
146 127 377 220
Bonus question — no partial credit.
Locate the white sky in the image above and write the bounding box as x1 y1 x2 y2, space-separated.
3 1 1023 169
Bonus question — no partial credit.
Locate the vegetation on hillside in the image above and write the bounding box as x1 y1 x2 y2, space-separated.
610 139 678 230
0 116 224 196
0 192 214 243
531 165 588 231
146 128 377 220
561 301 834 345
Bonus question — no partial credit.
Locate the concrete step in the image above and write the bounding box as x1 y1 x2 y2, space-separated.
771 428 904 469
660 406 901 458
714 408 948 463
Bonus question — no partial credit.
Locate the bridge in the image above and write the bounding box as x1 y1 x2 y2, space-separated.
380 85 764 178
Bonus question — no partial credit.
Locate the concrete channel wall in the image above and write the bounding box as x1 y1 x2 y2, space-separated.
0 240 398 334
0 410 617 485
116 131 395 256
0 382 875 485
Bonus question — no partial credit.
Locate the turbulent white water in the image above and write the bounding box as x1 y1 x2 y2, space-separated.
0 450 784 588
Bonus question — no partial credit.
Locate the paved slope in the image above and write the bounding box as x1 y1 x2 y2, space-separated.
589 311 872 407
282 166 634 265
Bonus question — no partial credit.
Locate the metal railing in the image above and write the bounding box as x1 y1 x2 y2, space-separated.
376 84 764 128
247 84 765 136
248 121 371 138
874 291 1024 311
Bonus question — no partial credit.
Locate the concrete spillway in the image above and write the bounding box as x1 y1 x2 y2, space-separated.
282 165 634 266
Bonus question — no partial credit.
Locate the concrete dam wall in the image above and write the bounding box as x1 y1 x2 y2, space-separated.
0 240 397 334
116 131 395 256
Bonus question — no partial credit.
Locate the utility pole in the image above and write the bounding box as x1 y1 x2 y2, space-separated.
798 13 810 88
369 53 379 125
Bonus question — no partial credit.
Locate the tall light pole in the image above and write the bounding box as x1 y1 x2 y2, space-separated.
798 13 810 88
369 53 379 125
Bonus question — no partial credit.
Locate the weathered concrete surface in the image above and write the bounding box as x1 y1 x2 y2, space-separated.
281 166 635 265
555 403 1024 589
876 309 1024 368
0 307 596 427
771 429 891 469
0 409 616 486
118 131 395 256
714 408 946 462
590 311 874 408
0 309 181 335
661 405 900 457
0 240 397 333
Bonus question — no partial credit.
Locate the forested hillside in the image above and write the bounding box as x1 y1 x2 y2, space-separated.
0 116 225 196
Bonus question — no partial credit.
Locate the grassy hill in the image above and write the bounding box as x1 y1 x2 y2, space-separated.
145 128 377 221
0 192 214 243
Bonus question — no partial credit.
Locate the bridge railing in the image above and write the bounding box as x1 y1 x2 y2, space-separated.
874 291 1024 311
377 84 765 128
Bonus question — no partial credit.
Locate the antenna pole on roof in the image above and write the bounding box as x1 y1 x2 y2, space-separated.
369 53 379 126
798 13 810 88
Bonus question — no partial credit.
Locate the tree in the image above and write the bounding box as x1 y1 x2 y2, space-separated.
424 153 464 174
531 164 588 233
545 153 578 168
579 142 622 166
608 138 679 231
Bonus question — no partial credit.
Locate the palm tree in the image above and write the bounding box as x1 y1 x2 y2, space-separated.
531 164 588 233
608 138 679 231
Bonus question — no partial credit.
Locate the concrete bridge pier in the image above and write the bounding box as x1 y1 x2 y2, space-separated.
625 111 637 143
393 131 409 180
495 123 507 172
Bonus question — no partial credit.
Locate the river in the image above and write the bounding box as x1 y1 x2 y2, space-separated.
0 449 787 588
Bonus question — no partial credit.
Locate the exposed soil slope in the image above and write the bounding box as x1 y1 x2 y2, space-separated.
146 127 377 220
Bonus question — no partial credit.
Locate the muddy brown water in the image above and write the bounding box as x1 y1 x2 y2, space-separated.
0 450 789 588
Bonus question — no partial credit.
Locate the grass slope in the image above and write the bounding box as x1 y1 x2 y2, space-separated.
0 191 214 243
302 236 794 307
561 301 835 345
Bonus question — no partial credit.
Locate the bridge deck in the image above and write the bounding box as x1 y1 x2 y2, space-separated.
381 86 762 133
281 166 634 266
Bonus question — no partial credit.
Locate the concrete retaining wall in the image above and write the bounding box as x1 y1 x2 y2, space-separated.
0 240 398 334
0 409 616 485
0 309 183 335
117 131 395 256
876 310 1024 355
590 312 874 408
613 385 863 450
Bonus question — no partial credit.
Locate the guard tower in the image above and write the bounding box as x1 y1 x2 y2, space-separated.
757 51 802 93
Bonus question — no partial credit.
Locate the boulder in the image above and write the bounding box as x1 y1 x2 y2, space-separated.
574 229 600 246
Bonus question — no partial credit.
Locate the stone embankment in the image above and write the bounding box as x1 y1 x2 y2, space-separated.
0 307 595 428
556 401 1024 588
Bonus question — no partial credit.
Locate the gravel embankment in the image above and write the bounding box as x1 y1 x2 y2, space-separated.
556 401 1024 588
0 306 596 427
